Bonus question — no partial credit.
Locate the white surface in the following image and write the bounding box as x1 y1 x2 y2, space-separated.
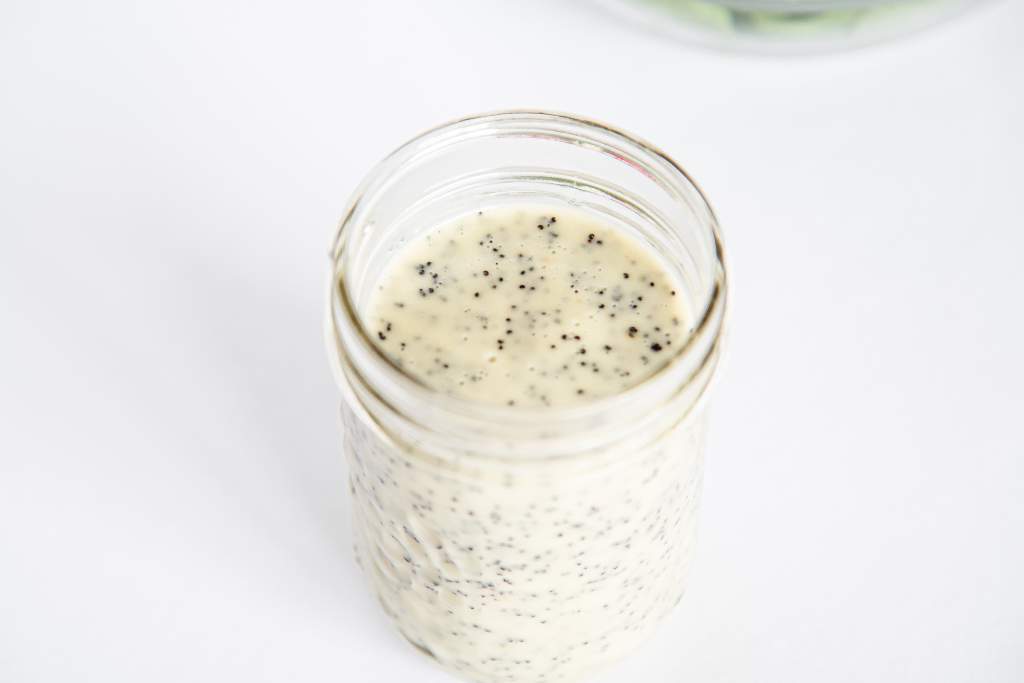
2 1 1022 681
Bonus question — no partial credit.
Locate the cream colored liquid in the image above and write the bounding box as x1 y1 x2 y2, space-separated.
367 207 690 407
345 206 705 683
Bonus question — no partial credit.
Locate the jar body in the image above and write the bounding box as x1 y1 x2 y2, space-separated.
341 395 707 682
327 112 728 683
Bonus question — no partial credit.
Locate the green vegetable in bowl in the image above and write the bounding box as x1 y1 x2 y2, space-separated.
614 0 974 51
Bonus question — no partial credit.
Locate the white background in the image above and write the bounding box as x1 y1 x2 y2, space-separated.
2 1 1022 681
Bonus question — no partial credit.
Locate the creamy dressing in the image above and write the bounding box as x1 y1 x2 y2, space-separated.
366 207 690 407
343 206 705 683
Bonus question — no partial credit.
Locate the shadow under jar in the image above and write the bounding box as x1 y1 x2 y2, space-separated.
326 111 729 683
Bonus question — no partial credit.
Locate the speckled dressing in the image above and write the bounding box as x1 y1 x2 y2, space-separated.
343 403 705 683
366 207 690 407
339 206 709 683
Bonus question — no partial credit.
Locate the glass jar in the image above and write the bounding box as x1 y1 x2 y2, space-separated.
325 111 729 683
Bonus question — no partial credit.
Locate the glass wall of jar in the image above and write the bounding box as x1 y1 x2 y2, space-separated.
326 111 729 683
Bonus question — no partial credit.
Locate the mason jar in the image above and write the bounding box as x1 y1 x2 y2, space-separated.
325 111 729 683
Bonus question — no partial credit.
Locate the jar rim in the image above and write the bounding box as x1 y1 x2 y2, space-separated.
327 110 728 451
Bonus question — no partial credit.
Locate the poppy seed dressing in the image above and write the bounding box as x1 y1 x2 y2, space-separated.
367 207 690 407
342 206 707 683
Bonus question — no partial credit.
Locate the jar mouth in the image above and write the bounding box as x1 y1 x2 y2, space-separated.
327 110 728 455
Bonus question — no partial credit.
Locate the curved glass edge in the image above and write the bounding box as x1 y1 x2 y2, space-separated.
326 110 729 455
